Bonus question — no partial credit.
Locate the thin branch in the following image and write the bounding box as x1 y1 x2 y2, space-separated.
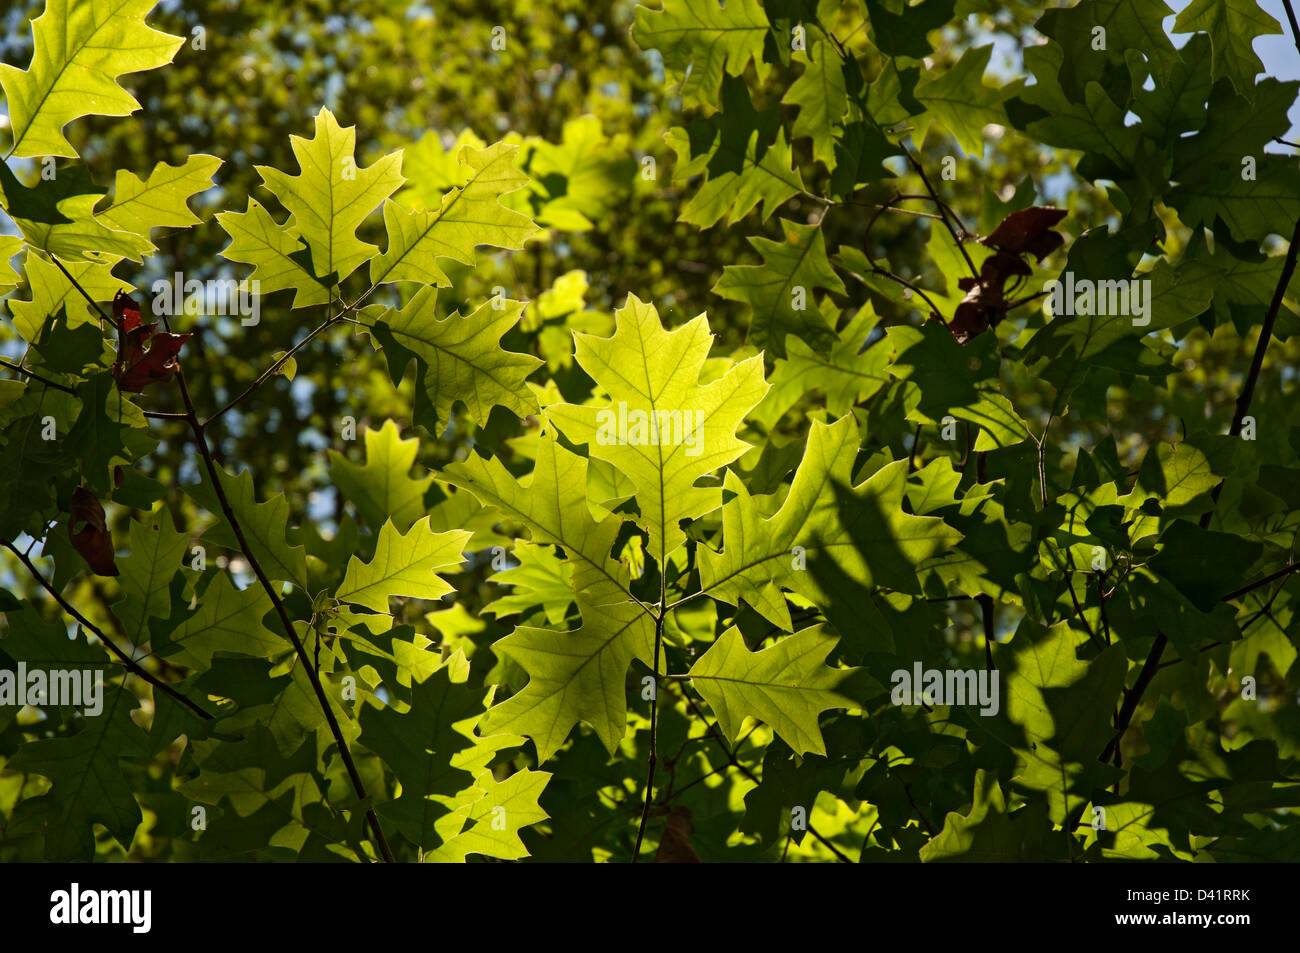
1099 632 1165 764
839 265 946 322
46 254 112 326
203 315 341 426
1283 0 1300 57
1221 561 1300 603
901 145 978 280
902 782 937 837
976 593 996 671
3 539 214 721
1096 209 1300 763
632 553 669 862
155 306 395 863
0 358 74 394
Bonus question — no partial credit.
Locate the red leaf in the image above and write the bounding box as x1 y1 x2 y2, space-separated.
116 330 190 391
68 486 118 577
980 206 1067 261
112 292 190 392
113 290 142 333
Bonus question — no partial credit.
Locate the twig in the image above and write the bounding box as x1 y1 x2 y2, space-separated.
3 539 214 721
632 556 669 862
902 782 937 837
0 359 74 394
46 255 112 326
901 145 978 280
154 305 395 863
1283 0 1300 58
1221 561 1300 602
840 265 946 321
203 315 341 426
976 593 997 671
1097 208 1300 764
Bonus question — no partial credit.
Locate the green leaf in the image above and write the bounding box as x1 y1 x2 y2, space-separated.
545 293 768 567
112 512 189 647
752 303 889 430
8 683 149 859
0 235 23 294
480 596 656 761
1035 0 1179 103
64 371 152 495
368 287 542 430
783 39 847 171
370 141 537 288
991 623 1127 825
1172 0 1282 101
484 542 575 626
1131 34 1214 143
328 420 434 532
441 431 637 607
524 116 636 231
1169 155 1300 242
186 464 309 590
0 0 184 158
631 0 771 108
425 765 550 862
155 571 281 668
915 45 1016 156
96 154 223 247
360 651 490 850
864 0 954 58
713 218 845 357
920 768 1052 861
1171 79 1296 178
257 107 404 284
334 517 469 615
688 625 865 756
215 198 331 309
667 78 805 229
1010 45 1140 174
1149 521 1262 611
0 389 79 539
0 163 152 262
699 415 961 631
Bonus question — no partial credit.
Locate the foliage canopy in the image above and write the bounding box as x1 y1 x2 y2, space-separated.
1 0 1299 863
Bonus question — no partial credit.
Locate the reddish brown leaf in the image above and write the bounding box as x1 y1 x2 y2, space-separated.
116 328 191 391
68 486 118 577
654 805 702 863
112 293 190 392
113 289 142 333
112 290 189 391
980 206 1067 261
945 251 1033 345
